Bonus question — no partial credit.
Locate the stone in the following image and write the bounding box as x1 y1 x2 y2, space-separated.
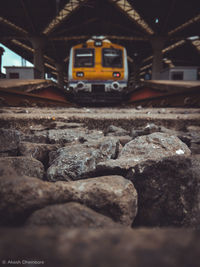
190 143 200 154
105 125 129 136
120 132 191 159
130 123 175 139
97 132 191 176
118 135 132 146
0 128 22 156
0 228 199 267
48 128 104 145
0 156 45 179
130 156 198 227
22 130 48 144
19 142 60 166
48 128 84 145
184 155 200 228
0 174 137 226
25 202 118 228
47 137 119 181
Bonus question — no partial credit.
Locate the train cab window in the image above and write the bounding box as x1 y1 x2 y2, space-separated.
74 49 94 68
102 48 123 68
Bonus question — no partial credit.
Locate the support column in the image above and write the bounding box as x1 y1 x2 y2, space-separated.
55 63 64 87
0 47 5 78
30 37 45 79
151 37 166 80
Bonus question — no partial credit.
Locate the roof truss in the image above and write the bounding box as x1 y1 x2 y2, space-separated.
109 0 154 35
43 0 89 35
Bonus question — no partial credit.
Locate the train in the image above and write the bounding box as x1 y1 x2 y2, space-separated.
67 37 129 104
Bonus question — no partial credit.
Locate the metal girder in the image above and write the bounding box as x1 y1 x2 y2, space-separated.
0 16 28 35
163 58 175 67
11 39 33 52
142 55 153 63
168 13 200 36
109 0 154 35
191 39 200 53
140 63 152 71
51 35 147 41
43 0 89 35
162 40 185 53
142 40 186 64
44 63 57 71
11 39 55 65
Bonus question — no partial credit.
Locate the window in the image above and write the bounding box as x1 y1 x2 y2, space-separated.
74 48 94 68
171 71 183 80
102 48 123 68
9 72 19 79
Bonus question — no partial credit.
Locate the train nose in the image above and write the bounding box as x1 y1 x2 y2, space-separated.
111 81 120 90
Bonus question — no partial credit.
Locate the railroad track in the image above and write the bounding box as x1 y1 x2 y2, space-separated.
0 87 74 107
127 87 200 108
0 81 200 108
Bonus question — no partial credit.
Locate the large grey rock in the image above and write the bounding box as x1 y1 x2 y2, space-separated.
26 202 118 228
0 174 137 226
0 156 44 179
184 126 200 154
0 128 22 156
0 228 199 267
47 137 119 181
130 123 174 139
97 132 191 175
105 125 129 136
19 142 60 166
130 156 198 227
184 155 200 228
120 132 191 160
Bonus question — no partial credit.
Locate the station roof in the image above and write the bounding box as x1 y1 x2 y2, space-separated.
0 0 200 78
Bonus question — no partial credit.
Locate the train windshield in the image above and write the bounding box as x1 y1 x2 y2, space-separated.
102 48 123 68
74 49 94 67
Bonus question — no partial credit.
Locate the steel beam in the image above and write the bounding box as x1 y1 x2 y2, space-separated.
109 0 154 35
43 0 89 35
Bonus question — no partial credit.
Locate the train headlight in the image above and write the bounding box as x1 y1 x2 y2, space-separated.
76 72 84 77
111 82 120 90
113 72 121 78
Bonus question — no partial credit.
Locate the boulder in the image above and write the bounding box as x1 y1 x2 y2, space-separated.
0 228 199 267
97 132 191 176
0 156 44 179
25 202 118 228
0 174 137 226
47 137 119 182
130 156 198 227
184 155 200 228
0 128 22 156
19 142 60 166
105 125 129 136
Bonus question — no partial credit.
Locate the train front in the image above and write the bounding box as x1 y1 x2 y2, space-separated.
68 38 128 104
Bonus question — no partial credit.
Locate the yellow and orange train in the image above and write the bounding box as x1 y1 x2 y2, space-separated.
68 37 128 103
